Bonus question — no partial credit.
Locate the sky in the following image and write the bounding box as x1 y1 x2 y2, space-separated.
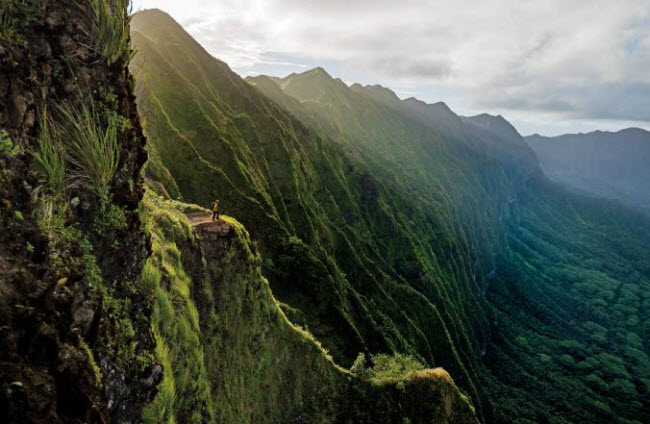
131 0 650 136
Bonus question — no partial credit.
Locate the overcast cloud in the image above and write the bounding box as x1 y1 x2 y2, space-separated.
132 0 650 135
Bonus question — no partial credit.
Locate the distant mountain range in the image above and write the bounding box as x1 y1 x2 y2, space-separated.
526 129 650 211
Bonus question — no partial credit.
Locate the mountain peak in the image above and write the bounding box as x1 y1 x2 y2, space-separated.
403 97 427 107
403 98 459 119
350 83 400 105
133 8 177 25
617 127 649 136
304 66 332 78
431 101 453 113
526 127 650 141
463 113 522 140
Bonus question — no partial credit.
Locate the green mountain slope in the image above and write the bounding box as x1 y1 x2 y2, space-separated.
139 193 479 423
130 10 500 413
481 179 650 423
256 71 650 423
130 9 650 423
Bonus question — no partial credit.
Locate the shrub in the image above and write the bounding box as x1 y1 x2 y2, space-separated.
367 353 425 384
350 352 369 375
92 203 128 234
0 130 20 156
558 354 575 368
0 0 47 45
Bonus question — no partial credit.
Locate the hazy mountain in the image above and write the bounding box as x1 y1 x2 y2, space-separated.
526 129 650 211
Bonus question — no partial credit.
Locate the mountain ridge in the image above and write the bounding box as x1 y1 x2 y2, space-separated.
525 128 650 211
527 127 650 139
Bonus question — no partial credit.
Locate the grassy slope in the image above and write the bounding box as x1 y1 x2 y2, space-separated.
258 71 650 422
139 192 479 423
129 9 499 410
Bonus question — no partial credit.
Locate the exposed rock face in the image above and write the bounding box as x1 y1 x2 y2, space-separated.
0 1 155 423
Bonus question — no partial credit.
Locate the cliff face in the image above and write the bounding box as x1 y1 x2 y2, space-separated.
0 3 482 423
0 1 156 422
3 4 649 424
140 193 480 424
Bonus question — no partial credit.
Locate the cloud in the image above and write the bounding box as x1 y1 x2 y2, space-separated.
477 82 650 122
359 56 452 80
133 0 650 134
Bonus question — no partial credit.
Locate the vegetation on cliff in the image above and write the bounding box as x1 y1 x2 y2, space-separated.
138 191 479 423
0 1 155 422
2 2 649 423
130 13 509 418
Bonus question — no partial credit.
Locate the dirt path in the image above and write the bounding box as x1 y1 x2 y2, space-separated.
185 212 232 235
186 212 215 226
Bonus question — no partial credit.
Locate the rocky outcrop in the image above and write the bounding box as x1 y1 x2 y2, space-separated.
0 1 155 423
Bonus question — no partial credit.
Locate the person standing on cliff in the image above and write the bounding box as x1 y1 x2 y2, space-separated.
210 199 220 221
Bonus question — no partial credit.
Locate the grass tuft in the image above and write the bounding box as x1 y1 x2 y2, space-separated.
88 0 133 65
57 97 121 206
31 108 70 233
32 108 67 195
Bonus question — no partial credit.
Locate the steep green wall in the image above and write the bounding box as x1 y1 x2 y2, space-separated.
479 178 650 423
139 192 479 423
129 11 513 415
